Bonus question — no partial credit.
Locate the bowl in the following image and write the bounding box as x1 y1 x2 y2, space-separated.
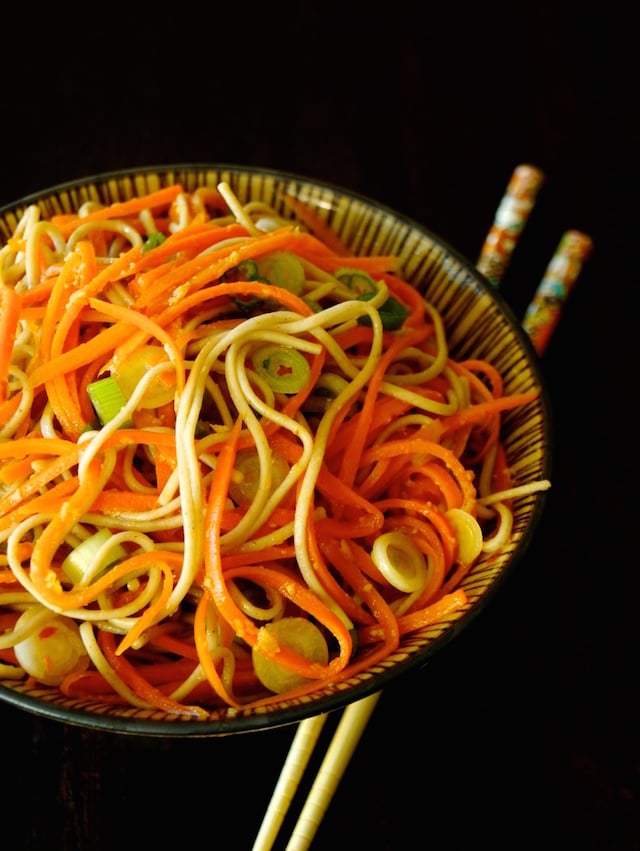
0 164 551 736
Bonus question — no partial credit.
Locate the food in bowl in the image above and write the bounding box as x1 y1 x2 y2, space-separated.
0 166 550 732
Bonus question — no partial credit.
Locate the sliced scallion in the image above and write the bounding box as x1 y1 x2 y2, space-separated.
111 344 175 409
62 528 126 585
335 267 377 296
256 251 305 295
251 344 312 394
87 376 132 427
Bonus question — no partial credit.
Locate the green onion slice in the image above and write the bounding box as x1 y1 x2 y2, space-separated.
62 528 126 585
87 376 132 427
256 251 306 295
335 267 377 295
251 344 312 394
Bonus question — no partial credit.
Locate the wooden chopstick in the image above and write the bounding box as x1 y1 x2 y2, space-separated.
252 165 593 851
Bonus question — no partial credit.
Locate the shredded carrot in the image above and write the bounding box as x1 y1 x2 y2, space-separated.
115 560 176 654
98 630 207 718
281 193 352 255
0 282 23 403
358 588 469 646
441 388 540 434
50 185 183 238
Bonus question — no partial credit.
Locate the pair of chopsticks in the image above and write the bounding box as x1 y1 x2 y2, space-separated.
252 164 593 851
475 163 593 355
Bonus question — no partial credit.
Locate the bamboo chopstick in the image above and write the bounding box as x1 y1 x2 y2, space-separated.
281 692 382 851
252 164 592 851
252 713 329 851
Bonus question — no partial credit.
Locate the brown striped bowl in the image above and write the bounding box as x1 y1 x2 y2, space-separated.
0 164 551 735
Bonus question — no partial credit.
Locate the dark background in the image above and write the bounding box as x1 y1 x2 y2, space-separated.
1 1 638 848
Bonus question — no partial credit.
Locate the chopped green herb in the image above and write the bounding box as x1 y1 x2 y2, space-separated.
142 232 166 252
356 293 410 331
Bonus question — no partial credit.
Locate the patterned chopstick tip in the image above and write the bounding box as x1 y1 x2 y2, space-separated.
477 164 546 287
522 229 594 355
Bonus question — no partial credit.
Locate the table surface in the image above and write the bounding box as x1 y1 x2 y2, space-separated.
1 3 638 849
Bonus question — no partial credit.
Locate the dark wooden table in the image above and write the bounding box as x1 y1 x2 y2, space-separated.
2 3 638 849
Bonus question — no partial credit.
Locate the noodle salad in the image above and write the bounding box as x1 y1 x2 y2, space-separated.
0 181 549 719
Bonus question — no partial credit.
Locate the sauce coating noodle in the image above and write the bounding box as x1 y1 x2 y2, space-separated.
0 183 549 717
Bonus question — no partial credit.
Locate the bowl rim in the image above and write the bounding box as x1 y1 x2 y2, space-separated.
0 163 553 736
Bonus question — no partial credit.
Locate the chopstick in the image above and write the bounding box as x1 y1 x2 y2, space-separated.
252 165 593 851
252 713 329 851
522 229 594 355
476 163 545 287
252 692 382 851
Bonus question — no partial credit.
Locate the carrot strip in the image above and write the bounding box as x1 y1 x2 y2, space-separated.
148 629 199 662
0 478 78 535
131 222 249 277
441 388 540 434
116 560 176 654
0 456 36 486
223 564 353 676
357 588 468 645
50 185 184 238
29 320 130 388
200 418 260 645
98 629 207 718
157 277 315 330
361 437 477 512
317 539 400 652
315 466 384 533
375 497 458 568
0 451 80 518
18 277 56 307
87 297 185 393
0 392 23 426
281 193 352 255
202 418 352 683
324 393 414 460
192 591 242 708
336 326 431 488
133 225 302 311
0 282 23 403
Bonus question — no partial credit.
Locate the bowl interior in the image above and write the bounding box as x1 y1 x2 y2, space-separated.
0 164 551 736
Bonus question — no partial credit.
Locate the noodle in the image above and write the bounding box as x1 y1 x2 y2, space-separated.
0 182 549 716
